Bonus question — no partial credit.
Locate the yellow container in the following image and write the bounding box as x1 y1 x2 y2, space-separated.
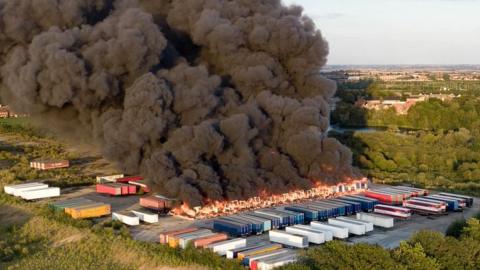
168 237 180 248
65 202 103 215
237 244 282 260
70 204 111 219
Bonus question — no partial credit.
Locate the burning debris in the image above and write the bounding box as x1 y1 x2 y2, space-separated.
0 0 359 207
172 178 368 219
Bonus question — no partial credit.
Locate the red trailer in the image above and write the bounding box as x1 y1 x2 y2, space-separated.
116 176 143 183
160 228 199 244
140 195 175 211
365 190 403 205
96 183 136 196
128 180 150 193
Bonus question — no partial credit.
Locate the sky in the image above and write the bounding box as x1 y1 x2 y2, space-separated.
282 0 480 65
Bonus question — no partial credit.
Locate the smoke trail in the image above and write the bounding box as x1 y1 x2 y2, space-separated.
0 0 356 206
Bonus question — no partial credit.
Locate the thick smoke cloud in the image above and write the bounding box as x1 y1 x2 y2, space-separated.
0 0 356 206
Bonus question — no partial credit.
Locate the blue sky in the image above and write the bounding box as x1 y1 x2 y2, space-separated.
282 0 480 65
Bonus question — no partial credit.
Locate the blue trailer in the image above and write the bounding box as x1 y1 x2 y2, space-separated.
307 202 339 217
330 199 362 213
277 209 305 224
309 201 346 216
426 195 460 211
238 214 272 232
342 195 378 212
325 200 354 215
213 219 251 236
439 192 474 207
245 212 281 229
302 204 333 220
254 209 290 227
219 216 263 235
283 206 318 222
267 209 298 226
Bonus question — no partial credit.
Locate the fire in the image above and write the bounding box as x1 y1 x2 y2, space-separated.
171 178 368 219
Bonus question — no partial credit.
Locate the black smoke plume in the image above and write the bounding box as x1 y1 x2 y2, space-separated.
0 0 356 206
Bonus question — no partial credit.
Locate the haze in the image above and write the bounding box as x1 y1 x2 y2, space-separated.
283 0 480 65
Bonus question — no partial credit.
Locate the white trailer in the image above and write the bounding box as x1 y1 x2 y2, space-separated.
112 212 140 226
293 225 333 242
356 212 394 228
131 210 159 223
20 187 60 200
12 183 49 196
285 226 325 244
310 222 349 239
269 230 308 248
206 238 246 256
246 249 291 268
96 174 124 183
336 217 374 232
328 218 366 236
257 253 298 270
4 182 43 195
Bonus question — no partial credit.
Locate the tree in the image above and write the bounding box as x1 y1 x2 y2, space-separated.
391 242 439 270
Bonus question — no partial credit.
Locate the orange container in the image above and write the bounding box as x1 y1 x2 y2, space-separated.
194 233 228 248
160 227 199 244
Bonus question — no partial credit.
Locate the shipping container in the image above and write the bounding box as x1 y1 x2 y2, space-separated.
269 230 308 248
12 183 49 197
96 183 136 196
4 182 44 195
308 201 345 217
254 210 290 227
302 204 335 220
310 221 349 239
112 211 140 226
388 186 429 197
356 212 394 228
170 229 211 248
220 216 262 234
96 174 124 183
238 214 272 232
374 204 412 219
283 206 318 222
293 225 333 242
245 212 281 229
256 253 297 270
430 194 467 209
328 218 366 236
403 199 446 214
65 202 105 215
324 200 354 215
131 209 159 223
206 238 247 256
336 217 374 232
329 199 362 213
128 180 150 193
237 243 283 260
425 195 460 211
226 242 270 259
30 159 69 170
365 190 403 205
179 231 216 249
244 249 292 268
140 195 175 211
49 198 94 212
213 218 251 236
285 226 325 244
20 187 60 200
339 196 377 212
194 233 228 248
69 203 111 219
160 228 199 244
276 209 305 225
439 192 474 207
116 175 143 183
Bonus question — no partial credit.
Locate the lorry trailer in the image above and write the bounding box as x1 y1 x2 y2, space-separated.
20 187 60 200
285 226 325 244
356 212 394 228
268 231 308 248
374 204 412 219
328 218 366 236
131 209 159 223
112 211 140 226
293 225 334 241
403 199 446 214
336 216 374 232
206 238 246 256
213 218 252 236
309 221 349 239
439 192 474 207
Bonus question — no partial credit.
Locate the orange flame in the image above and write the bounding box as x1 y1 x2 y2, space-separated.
171 178 368 219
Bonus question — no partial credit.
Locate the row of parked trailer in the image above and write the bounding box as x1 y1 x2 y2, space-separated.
364 186 429 205
4 182 60 200
402 192 474 214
